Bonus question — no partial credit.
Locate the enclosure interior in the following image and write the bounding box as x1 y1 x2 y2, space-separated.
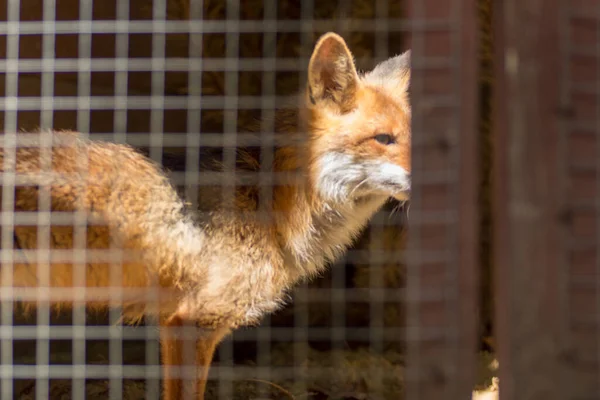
0 1 419 399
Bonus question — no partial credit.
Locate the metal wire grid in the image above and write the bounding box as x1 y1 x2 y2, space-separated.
0 0 417 399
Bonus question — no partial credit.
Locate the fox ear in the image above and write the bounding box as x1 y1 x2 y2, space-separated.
365 50 411 96
307 32 359 112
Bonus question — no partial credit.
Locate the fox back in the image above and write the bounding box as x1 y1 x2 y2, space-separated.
0 132 200 320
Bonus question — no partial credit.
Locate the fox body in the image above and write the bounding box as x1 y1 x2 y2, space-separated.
0 33 411 399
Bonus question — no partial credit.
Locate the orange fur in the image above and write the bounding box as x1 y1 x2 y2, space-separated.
0 32 411 399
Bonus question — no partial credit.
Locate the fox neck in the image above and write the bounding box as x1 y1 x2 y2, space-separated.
274 188 387 281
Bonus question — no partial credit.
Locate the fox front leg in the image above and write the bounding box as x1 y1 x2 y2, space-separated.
160 315 230 399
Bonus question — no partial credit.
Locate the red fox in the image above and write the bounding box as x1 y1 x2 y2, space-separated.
0 32 410 399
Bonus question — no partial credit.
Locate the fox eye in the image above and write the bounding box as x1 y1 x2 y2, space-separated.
374 133 395 145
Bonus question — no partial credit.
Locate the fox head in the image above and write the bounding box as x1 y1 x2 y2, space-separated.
305 32 411 204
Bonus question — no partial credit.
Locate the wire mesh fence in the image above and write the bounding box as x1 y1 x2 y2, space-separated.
18 0 600 399
0 1 426 399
